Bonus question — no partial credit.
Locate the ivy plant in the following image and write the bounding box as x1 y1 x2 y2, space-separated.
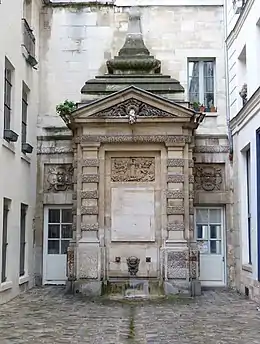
56 100 77 116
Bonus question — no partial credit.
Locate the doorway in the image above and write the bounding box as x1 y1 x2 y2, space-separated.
195 207 226 286
43 206 73 284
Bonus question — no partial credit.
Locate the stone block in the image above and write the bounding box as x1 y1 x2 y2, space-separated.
190 280 202 296
73 280 102 297
164 281 190 296
77 243 100 279
167 251 188 279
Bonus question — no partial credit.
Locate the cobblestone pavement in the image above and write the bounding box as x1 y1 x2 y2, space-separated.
0 287 260 344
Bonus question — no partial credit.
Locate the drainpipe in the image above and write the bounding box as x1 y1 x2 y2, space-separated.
224 0 233 161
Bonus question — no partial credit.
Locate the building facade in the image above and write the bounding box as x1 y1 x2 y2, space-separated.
36 0 233 296
0 0 236 303
0 0 41 304
227 0 260 300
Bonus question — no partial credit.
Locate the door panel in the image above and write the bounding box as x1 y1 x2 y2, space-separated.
196 208 225 286
43 207 72 285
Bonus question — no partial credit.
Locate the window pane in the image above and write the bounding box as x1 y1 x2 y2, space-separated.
198 240 209 254
197 225 203 239
62 209 72 223
189 61 200 102
210 240 221 254
48 240 59 254
48 225 60 238
48 209 60 223
197 225 208 240
209 209 221 223
61 224 72 238
4 82 11 107
4 106 11 130
210 225 221 239
61 240 70 254
203 61 214 77
196 209 208 224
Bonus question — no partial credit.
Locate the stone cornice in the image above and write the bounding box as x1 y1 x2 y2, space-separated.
230 86 260 133
226 0 254 49
75 135 191 144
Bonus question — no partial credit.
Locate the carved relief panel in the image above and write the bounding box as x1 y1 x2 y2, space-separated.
194 164 224 191
111 157 155 182
44 164 73 192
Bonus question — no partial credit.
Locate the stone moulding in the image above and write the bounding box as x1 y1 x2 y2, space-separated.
75 135 191 144
81 223 99 231
166 190 184 199
73 159 99 168
194 145 229 153
167 174 194 183
82 159 99 167
167 158 194 167
82 174 99 183
167 222 185 231
167 174 185 183
167 206 185 215
81 206 99 215
37 147 74 155
81 190 99 199
189 175 195 183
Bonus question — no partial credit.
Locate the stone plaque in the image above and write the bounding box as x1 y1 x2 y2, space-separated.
111 157 155 182
111 187 155 241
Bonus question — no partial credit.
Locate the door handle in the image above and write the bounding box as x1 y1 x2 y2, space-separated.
222 256 225 262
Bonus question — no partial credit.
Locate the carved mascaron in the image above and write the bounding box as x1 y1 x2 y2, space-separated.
111 157 155 182
194 164 223 191
45 164 73 192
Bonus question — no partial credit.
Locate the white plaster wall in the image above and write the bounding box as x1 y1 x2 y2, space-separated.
39 4 227 136
232 107 260 281
0 0 40 303
227 0 260 120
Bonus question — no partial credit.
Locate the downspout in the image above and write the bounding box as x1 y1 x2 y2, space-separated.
224 0 233 161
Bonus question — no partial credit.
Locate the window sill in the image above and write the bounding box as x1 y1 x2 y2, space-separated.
242 264 252 273
19 275 29 285
0 280 13 292
204 111 218 117
21 153 31 164
2 139 15 153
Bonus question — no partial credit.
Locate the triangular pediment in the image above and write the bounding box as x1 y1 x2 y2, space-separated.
72 86 196 122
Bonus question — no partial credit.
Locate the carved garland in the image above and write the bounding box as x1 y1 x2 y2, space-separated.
89 98 176 119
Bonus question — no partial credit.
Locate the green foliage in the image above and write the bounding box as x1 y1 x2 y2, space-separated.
56 100 76 116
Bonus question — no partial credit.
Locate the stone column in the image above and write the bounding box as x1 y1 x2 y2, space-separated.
166 144 185 241
74 142 102 295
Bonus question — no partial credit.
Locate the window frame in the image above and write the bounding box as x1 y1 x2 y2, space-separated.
21 82 29 147
188 58 217 112
1 198 11 283
245 147 252 265
47 208 73 255
195 207 224 255
4 63 13 131
19 203 28 277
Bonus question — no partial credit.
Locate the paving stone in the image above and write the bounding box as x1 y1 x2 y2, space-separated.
0 287 260 343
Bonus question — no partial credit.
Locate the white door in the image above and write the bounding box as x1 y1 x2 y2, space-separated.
195 208 225 286
43 207 73 285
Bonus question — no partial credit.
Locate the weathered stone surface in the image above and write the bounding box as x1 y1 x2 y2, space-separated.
0 287 259 343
